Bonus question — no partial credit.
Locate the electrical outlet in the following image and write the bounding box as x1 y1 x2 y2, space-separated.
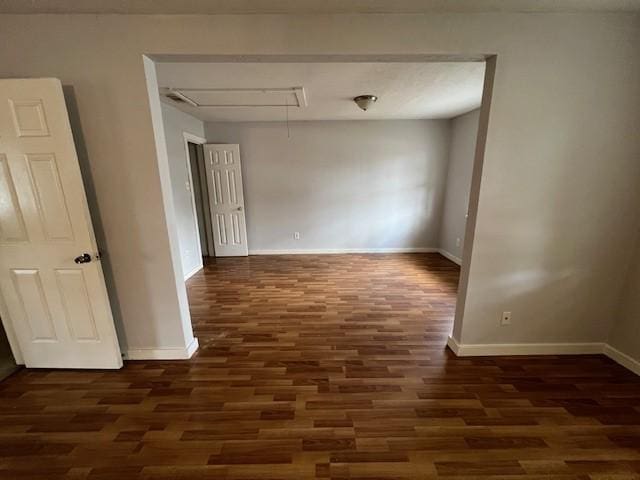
456 237 461 247
294 232 300 240
501 311 512 326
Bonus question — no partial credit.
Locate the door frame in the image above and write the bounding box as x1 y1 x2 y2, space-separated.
143 55 495 358
182 132 208 277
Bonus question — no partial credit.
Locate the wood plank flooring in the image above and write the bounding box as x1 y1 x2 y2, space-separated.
1 253 639 479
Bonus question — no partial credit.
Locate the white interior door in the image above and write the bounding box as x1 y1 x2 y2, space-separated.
0 78 122 369
203 144 248 256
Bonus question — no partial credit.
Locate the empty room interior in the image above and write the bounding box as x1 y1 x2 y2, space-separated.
0 2 639 479
156 59 483 286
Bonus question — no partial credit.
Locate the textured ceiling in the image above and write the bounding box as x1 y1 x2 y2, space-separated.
156 62 486 122
1 0 639 14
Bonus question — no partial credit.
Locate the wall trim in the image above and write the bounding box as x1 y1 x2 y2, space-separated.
446 335 462 355
184 264 203 280
249 247 440 255
182 130 210 259
247 248 463 265
603 344 640 376
447 336 639 376
438 249 462 265
447 336 605 356
125 337 199 360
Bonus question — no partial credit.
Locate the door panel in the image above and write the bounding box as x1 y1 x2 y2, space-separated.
11 269 57 342
0 155 28 242
0 78 122 369
9 99 50 137
26 153 74 241
55 269 100 341
203 144 248 256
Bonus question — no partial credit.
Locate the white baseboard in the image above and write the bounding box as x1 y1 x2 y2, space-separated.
184 264 203 280
438 249 462 265
447 335 605 356
603 344 640 376
447 336 639 376
247 248 462 266
125 337 199 360
446 335 463 355
248 247 439 255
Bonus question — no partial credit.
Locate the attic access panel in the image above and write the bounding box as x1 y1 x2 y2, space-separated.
168 87 307 108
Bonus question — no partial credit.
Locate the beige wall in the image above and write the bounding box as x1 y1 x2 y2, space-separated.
0 13 638 356
439 109 480 263
206 120 450 253
609 233 640 362
161 103 205 278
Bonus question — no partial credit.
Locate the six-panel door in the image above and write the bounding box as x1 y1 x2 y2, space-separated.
203 144 249 257
0 78 122 369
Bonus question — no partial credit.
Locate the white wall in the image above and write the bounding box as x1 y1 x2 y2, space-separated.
439 109 480 263
0 13 638 357
206 120 450 253
608 233 640 366
160 103 205 278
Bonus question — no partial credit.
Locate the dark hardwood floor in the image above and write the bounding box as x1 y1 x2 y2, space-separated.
1 253 639 479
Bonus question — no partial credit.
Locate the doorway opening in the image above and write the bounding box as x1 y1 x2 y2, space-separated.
145 54 495 359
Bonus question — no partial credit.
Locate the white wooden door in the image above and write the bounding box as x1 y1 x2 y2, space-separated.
0 78 122 369
203 144 248 257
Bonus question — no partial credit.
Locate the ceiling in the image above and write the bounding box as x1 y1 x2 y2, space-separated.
1 0 639 14
156 62 486 122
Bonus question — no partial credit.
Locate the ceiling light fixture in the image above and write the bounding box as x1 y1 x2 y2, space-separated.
354 95 378 111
